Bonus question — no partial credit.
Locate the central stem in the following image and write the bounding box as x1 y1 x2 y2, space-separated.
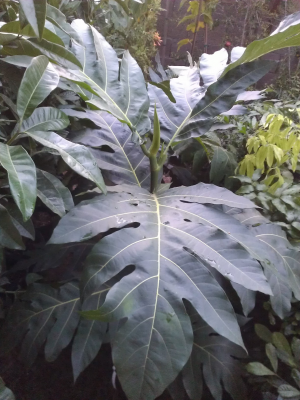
150 155 159 194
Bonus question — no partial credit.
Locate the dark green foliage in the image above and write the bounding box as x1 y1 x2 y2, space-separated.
0 4 300 400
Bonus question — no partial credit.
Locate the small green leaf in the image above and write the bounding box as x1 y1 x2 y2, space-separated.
0 143 37 221
266 343 278 372
17 55 59 120
0 204 24 250
266 145 274 167
19 0 46 40
223 12 300 76
0 378 15 400
21 107 69 133
246 362 276 376
292 337 300 360
177 38 192 51
272 332 292 356
292 369 300 389
26 131 106 194
256 146 267 170
4 203 35 240
276 349 297 368
36 169 73 217
255 324 273 343
46 4 82 45
148 81 176 103
278 384 300 399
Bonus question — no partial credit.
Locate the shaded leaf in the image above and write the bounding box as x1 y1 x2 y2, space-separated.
0 143 36 221
50 184 272 400
224 12 300 75
246 362 276 376
148 80 176 103
272 332 292 356
46 4 82 44
4 203 35 240
255 324 273 343
19 0 46 40
36 169 73 217
21 107 69 133
0 204 24 250
17 55 59 120
150 60 273 146
26 130 106 193
63 108 150 188
266 343 278 372
278 384 300 399
185 310 246 400
210 147 237 185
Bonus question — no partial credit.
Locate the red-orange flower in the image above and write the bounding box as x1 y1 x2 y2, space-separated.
153 31 162 46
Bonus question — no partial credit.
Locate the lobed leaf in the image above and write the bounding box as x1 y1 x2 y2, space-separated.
63 108 150 188
49 184 272 400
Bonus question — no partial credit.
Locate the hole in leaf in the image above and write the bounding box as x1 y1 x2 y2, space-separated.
100 145 115 153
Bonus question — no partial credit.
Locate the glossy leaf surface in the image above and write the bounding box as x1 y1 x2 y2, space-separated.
0 282 107 381
17 55 59 120
19 0 46 39
223 11 300 75
63 108 150 188
0 143 36 221
26 131 106 193
36 169 73 217
150 60 273 146
49 184 272 400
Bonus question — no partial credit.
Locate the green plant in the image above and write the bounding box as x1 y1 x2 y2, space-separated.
74 0 162 74
1 4 300 400
236 170 300 241
246 320 300 400
0 378 15 400
238 112 300 193
177 0 218 54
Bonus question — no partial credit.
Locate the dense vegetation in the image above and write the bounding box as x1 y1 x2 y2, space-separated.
0 1 300 400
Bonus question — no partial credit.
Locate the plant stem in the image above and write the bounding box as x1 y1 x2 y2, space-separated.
150 155 160 194
191 0 202 58
241 1 250 46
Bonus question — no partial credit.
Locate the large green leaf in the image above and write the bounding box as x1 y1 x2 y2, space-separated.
0 204 24 250
149 60 273 147
0 35 82 70
0 378 15 400
223 11 300 75
36 169 74 217
21 107 69 133
26 130 106 194
0 21 65 46
49 184 272 400
233 209 295 318
17 55 59 121
63 108 150 188
180 310 247 400
4 203 35 240
209 147 237 185
0 282 107 378
46 4 82 45
57 19 150 139
199 48 228 88
19 0 46 40
0 143 36 221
